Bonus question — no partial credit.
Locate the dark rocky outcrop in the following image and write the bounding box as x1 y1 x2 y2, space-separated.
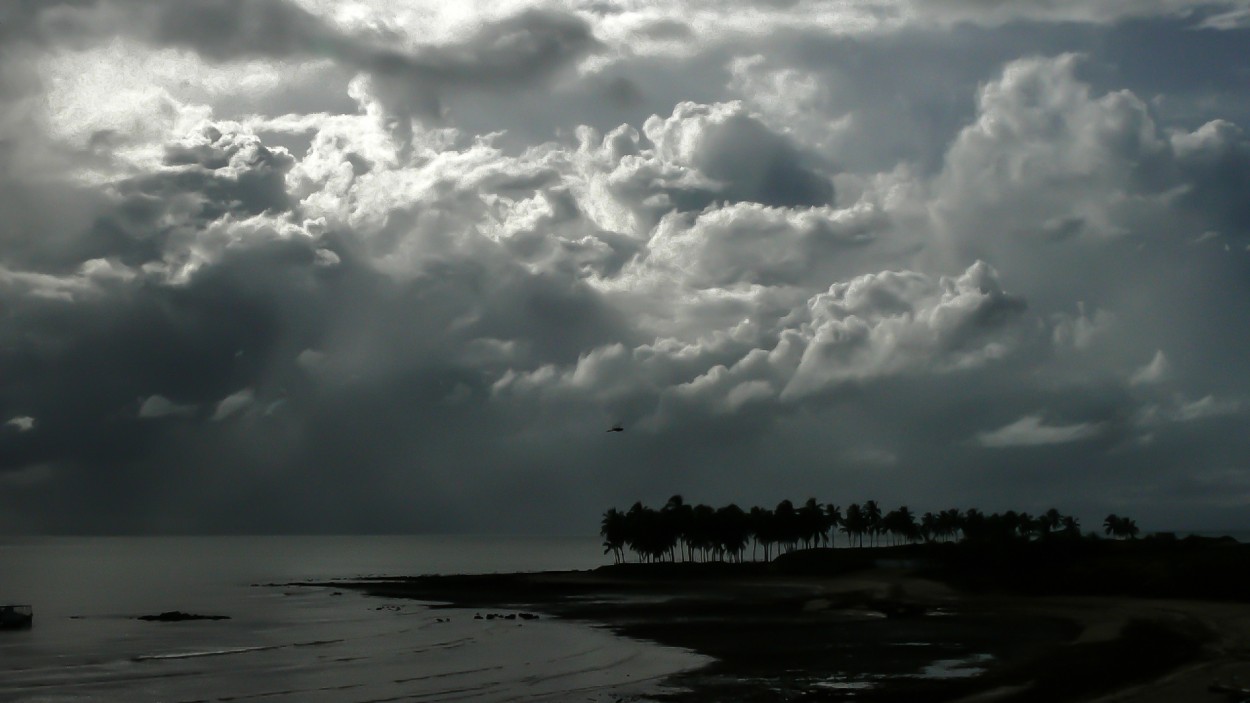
136 611 230 622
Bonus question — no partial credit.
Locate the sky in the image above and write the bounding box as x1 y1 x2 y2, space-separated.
2 0 1250 535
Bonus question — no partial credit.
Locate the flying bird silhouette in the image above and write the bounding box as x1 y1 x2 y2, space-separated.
606 425 624 432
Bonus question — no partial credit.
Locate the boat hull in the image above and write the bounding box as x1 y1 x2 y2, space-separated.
0 605 32 630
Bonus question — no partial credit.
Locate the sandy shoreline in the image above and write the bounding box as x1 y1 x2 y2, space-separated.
305 560 1250 702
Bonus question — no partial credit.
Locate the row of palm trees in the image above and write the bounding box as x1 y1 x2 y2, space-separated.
1102 513 1141 540
600 496 1140 564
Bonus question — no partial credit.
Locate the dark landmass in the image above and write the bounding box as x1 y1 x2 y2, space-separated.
916 534 1250 602
308 536 1250 702
136 611 231 622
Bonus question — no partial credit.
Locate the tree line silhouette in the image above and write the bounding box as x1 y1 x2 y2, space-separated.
600 496 1141 563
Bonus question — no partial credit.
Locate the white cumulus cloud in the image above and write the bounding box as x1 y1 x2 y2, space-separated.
976 415 1102 448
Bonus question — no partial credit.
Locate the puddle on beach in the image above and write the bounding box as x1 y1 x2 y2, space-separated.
920 653 995 679
814 676 880 691
565 593 680 606
806 647 995 692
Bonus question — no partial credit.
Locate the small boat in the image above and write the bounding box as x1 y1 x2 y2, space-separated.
0 605 32 629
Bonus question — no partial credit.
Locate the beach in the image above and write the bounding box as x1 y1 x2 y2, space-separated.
323 558 1247 702
5 536 1250 701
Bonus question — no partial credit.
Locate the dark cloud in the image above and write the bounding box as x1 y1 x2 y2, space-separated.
644 101 833 208
0 0 98 48
4 0 600 121
362 9 602 120
142 126 296 216
140 0 346 61
2 1 1249 534
910 0 1237 25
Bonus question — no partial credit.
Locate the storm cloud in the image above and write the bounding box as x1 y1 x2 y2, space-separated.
2 0 1249 534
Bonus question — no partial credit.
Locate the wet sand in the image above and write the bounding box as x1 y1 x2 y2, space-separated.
315 561 1243 702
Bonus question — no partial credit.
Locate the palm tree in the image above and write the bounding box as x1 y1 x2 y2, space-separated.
1040 508 1062 538
798 498 825 549
1103 514 1121 539
662 495 694 561
938 509 963 542
600 508 627 563
624 502 670 562
863 500 883 546
749 506 771 561
1104 514 1140 540
920 512 938 543
962 508 986 542
1015 512 1036 541
824 504 843 548
715 504 751 562
882 509 899 545
774 500 799 554
892 505 918 545
843 503 865 547
1061 515 1081 538
689 503 716 561
623 502 646 561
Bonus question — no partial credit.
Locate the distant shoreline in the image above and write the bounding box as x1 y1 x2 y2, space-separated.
310 538 1250 702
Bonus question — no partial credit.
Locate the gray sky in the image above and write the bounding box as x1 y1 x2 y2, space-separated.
2 0 1250 534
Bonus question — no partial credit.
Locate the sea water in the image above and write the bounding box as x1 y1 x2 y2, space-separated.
0 535 709 702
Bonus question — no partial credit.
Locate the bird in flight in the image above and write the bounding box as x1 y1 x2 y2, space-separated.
606 425 624 432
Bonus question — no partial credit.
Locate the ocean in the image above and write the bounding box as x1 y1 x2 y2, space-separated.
0 535 708 702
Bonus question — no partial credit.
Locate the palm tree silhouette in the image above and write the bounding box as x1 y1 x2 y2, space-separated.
716 504 751 562
663 495 694 561
843 503 865 547
824 504 843 548
798 498 825 549
1040 508 1063 538
882 506 917 545
601 498 1136 563
1103 514 1140 540
1103 514 1121 538
774 500 799 555
962 509 986 542
1015 511 1036 541
624 502 674 562
864 500 883 547
749 506 771 561
600 508 627 563
938 509 963 542
920 512 938 543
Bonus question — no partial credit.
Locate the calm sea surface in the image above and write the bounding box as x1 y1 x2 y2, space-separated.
0 535 707 702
